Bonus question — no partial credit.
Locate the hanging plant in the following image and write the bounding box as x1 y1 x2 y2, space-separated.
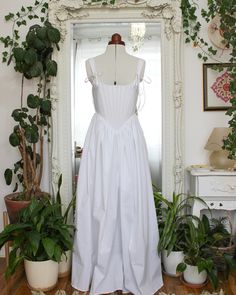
180 0 236 160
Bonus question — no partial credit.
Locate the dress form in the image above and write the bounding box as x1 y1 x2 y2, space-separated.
86 33 145 85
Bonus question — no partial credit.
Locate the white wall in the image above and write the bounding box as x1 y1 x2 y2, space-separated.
0 1 232 256
184 45 228 168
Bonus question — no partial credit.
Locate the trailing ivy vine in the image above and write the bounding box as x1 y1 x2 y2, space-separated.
0 0 48 64
181 0 236 160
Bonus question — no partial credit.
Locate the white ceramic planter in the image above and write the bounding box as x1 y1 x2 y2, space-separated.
183 264 207 285
162 250 184 276
24 259 58 291
59 250 72 278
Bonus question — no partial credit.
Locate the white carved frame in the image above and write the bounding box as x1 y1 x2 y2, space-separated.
49 0 184 204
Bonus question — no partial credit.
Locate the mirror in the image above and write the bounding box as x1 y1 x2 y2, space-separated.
72 22 162 192
49 1 183 204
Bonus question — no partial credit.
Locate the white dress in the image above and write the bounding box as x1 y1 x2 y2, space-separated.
72 57 163 295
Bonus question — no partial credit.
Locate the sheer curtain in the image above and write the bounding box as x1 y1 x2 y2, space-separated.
72 24 162 188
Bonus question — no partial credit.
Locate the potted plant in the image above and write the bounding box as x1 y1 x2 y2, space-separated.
202 214 236 280
2 19 61 222
154 188 208 277
54 174 76 278
177 217 218 289
0 197 74 291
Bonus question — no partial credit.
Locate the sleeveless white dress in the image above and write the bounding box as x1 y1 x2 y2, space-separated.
72 57 163 295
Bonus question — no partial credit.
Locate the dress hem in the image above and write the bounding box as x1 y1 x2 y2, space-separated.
71 282 164 295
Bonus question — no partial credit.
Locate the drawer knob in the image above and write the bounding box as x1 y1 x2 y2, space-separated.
210 202 214 206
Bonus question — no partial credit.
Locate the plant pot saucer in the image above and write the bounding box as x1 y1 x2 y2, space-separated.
180 275 208 288
162 268 181 278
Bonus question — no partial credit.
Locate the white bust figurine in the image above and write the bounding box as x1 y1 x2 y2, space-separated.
86 33 145 85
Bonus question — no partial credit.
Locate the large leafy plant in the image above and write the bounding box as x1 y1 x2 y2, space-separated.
0 198 74 277
1 2 61 200
154 189 208 255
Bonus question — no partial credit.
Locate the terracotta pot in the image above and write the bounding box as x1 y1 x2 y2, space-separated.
24 259 58 291
4 191 50 223
4 193 30 223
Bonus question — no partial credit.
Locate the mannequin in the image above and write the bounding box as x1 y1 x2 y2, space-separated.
72 32 163 295
85 33 145 85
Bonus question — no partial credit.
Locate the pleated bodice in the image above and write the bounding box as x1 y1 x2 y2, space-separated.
89 58 143 128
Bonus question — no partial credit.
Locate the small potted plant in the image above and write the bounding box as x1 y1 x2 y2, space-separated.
154 188 208 277
202 214 236 279
0 197 74 291
177 217 218 289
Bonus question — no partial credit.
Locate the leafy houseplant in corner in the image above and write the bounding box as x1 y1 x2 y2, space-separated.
2 20 60 223
177 217 218 289
154 188 207 277
203 214 236 280
0 197 74 291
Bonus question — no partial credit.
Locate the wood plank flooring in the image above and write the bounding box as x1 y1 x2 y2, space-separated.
1 258 235 295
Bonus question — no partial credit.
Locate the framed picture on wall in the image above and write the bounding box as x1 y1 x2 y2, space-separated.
203 63 232 111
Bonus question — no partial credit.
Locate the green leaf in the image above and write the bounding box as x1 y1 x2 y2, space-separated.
27 94 40 109
9 132 20 147
54 244 62 262
36 27 47 40
33 38 45 51
11 109 21 121
26 31 36 46
5 248 24 278
5 13 14 21
40 100 51 115
13 183 18 192
4 169 12 185
25 126 39 143
24 48 37 65
42 238 56 259
28 231 40 256
46 60 57 76
27 61 43 78
13 47 25 62
176 262 186 273
224 253 236 270
47 28 61 43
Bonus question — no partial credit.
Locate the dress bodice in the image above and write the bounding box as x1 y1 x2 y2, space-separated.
88 58 144 128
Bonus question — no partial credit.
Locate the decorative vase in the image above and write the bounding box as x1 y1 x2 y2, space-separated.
4 193 30 223
183 264 207 285
162 250 184 277
24 259 58 291
58 250 72 278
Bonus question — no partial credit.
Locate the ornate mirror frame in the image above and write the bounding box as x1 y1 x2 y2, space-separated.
49 0 184 203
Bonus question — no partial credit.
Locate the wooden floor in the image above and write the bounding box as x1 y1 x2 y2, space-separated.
1 258 236 295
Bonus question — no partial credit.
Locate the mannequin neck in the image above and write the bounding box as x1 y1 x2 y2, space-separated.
104 44 127 58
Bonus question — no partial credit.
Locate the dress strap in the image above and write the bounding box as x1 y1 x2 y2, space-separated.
85 58 98 86
89 58 96 76
136 59 145 84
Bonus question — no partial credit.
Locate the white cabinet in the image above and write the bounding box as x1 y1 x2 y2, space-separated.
188 169 236 217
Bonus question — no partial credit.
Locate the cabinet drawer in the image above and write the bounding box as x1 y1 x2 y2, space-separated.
198 176 236 197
